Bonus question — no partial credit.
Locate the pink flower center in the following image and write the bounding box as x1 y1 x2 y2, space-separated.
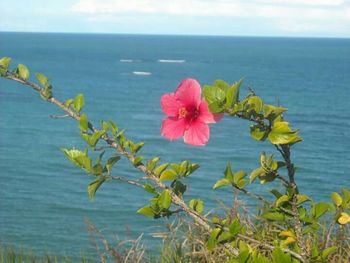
178 107 188 118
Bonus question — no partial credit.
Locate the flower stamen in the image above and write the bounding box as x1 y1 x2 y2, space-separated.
178 107 188 118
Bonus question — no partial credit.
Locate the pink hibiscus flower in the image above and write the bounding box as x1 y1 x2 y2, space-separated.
160 78 223 146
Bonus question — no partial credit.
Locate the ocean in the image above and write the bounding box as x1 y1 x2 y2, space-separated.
0 32 349 257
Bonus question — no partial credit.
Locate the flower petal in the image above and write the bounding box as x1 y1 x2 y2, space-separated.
161 118 186 141
175 78 201 107
160 93 181 117
198 100 224 123
183 120 209 146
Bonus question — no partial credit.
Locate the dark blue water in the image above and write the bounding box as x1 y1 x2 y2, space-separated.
0 32 349 257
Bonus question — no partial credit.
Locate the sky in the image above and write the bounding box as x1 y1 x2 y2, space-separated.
0 0 350 37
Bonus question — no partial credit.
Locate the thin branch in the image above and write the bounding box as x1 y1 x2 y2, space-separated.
1 68 304 261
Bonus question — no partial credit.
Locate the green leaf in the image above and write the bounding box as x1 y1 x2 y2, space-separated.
73 94 84 113
105 156 121 174
16 64 30 80
203 85 226 113
154 163 169 177
159 169 177 181
250 167 264 184
224 162 234 181
109 120 118 135
235 179 246 189
246 96 263 114
342 188 350 204
88 178 105 200
0 57 11 76
158 189 172 209
172 180 187 196
217 231 233 243
331 192 342 207
88 130 105 147
79 114 88 132
275 195 289 207
35 72 49 87
213 178 231 189
250 125 267 141
146 157 160 171
133 156 144 166
137 206 155 217
189 199 204 214
312 202 330 219
225 79 242 109
64 98 74 107
62 148 92 173
229 218 240 236
263 104 286 120
91 163 103 175
268 121 302 145
321 246 337 260
144 184 157 194
261 211 285 221
233 170 246 184
297 194 311 205
271 247 292 263
102 121 109 132
269 189 283 199
130 141 145 154
40 86 53 100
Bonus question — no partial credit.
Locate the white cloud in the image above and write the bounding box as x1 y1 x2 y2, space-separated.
70 0 350 36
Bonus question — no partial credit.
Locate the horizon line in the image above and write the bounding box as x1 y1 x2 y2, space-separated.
1 30 349 40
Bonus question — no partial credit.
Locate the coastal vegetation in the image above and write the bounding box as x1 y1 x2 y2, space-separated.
1 57 349 262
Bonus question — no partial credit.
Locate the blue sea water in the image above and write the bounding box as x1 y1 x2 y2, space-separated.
0 32 349 257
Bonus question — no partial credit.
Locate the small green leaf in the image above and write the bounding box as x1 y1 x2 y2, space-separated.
224 162 234 181
88 178 105 200
73 94 84 113
137 206 155 217
189 199 204 214
144 184 157 194
297 194 311 205
133 156 144 166
105 156 121 174
0 57 11 76
146 157 160 171
102 121 109 132
263 104 286 120
158 189 172 209
213 178 231 189
203 85 226 113
225 79 242 109
62 148 92 173
321 246 337 260
331 192 342 207
16 64 30 80
275 195 289 207
159 169 177 181
79 114 88 132
261 211 285 221
246 96 263 114
64 98 74 107
88 130 105 147
154 163 169 177
250 167 264 184
250 125 267 141
35 72 49 87
109 120 118 135
268 121 302 145
312 202 330 219
40 86 52 100
130 141 145 154
229 218 240 236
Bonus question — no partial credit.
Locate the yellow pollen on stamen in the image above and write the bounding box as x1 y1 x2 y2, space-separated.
178 107 188 118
